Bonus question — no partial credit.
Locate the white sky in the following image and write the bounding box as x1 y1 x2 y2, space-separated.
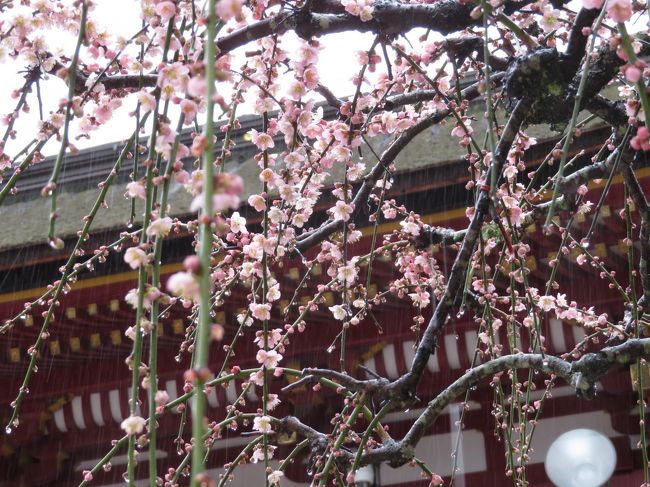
0 0 375 157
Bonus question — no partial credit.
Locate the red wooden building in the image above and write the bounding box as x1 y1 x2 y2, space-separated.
0 117 647 486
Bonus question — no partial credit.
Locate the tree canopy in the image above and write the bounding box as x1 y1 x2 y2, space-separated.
1 0 650 486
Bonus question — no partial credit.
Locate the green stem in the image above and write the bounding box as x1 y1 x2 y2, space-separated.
191 0 218 483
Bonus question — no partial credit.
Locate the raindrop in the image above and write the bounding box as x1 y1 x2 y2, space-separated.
103 463 112 472
581 240 590 249
307 469 314 477
542 360 549 367
5 426 11 435
127 222 133 229
456 310 465 319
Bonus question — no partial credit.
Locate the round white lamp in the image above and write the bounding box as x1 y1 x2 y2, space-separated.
355 465 374 487
544 428 616 487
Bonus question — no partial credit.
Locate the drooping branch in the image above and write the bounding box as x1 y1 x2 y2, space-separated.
622 160 650 306
295 77 501 251
397 97 532 396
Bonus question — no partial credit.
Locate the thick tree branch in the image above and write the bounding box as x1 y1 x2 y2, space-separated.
397 337 650 457
295 78 497 251
398 97 532 395
282 338 650 470
564 7 601 73
215 0 478 57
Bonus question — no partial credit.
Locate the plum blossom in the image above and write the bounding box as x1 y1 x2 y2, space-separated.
251 444 277 463
337 261 359 285
250 129 275 151
121 415 146 435
607 0 632 22
216 0 243 20
539 7 560 32
341 0 374 21
229 212 248 234
248 194 267 212
253 415 273 433
400 219 420 236
257 349 283 368
146 216 173 238
266 393 281 411
180 99 198 124
155 1 176 19
167 271 200 301
583 0 604 8
124 247 148 269
125 286 160 310
267 470 284 485
329 304 347 320
254 328 283 348
136 90 157 113
154 390 169 406
187 77 206 98
251 303 271 321
331 200 354 221
126 181 146 199
538 295 556 312
631 127 650 151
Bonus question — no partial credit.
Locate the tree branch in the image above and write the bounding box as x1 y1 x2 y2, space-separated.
295 77 498 251
399 97 532 395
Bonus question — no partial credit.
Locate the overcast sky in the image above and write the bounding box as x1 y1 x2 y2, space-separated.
0 0 377 157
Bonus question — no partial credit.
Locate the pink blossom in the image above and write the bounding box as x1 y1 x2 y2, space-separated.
180 99 198 124
155 1 176 20
187 77 207 98
624 65 642 83
256 349 283 368
249 194 267 212
216 0 243 20
167 271 200 301
250 129 275 151
253 415 273 433
251 303 271 321
126 181 146 199
137 90 157 113
124 247 148 269
267 470 284 485
583 0 604 8
631 127 650 151
120 415 146 435
154 390 169 406
538 295 556 312
607 0 632 22
331 200 354 221
146 216 173 238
